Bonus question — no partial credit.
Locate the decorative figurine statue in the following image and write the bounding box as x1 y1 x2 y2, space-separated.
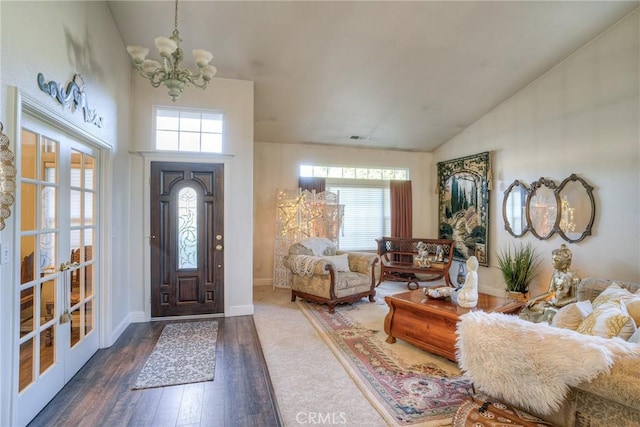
519 244 580 323
415 241 431 267
435 245 444 262
456 256 479 308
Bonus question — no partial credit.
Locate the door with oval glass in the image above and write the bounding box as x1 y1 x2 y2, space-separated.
15 115 100 426
150 162 224 317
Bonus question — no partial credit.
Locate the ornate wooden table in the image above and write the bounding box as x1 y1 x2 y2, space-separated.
384 289 524 361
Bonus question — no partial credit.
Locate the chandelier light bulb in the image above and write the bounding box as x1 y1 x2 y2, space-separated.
126 46 149 63
126 0 217 101
154 36 178 57
202 65 217 80
193 49 214 67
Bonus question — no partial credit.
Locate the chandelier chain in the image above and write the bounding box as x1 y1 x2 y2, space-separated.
174 0 179 33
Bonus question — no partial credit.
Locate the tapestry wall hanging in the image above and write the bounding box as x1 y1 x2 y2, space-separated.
437 151 491 266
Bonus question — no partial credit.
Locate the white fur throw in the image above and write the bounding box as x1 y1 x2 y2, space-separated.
455 311 637 415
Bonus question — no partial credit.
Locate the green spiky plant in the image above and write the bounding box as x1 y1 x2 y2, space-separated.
496 242 541 294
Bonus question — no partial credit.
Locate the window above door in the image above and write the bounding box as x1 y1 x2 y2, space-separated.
154 107 224 153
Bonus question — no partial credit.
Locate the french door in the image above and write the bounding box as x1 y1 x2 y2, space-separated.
15 115 100 426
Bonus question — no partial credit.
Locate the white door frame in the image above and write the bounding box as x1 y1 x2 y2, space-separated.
0 87 112 426
137 151 232 322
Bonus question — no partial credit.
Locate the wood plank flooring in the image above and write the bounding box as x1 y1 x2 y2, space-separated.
28 316 283 427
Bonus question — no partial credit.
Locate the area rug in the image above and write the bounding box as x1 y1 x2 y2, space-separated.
132 320 218 390
298 298 473 426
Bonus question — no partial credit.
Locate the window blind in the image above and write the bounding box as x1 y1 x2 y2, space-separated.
327 180 390 251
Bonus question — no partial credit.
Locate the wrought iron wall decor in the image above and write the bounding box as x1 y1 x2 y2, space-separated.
438 151 491 267
0 121 17 230
37 72 104 128
502 174 595 243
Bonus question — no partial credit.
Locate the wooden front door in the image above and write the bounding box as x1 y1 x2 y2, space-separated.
150 162 224 317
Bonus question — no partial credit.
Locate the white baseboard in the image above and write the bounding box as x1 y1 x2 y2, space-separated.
227 304 254 316
108 314 131 348
253 278 273 287
129 310 147 323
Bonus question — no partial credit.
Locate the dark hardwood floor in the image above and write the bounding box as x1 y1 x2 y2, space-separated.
28 316 283 427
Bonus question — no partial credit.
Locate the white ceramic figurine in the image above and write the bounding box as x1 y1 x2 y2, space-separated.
456 256 479 308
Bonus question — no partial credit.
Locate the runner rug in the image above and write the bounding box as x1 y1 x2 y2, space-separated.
132 320 219 390
297 299 473 426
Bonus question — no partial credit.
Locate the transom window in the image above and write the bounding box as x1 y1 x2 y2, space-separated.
155 108 223 153
300 164 407 180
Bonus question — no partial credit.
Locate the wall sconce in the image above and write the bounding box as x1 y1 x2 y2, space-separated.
0 121 17 230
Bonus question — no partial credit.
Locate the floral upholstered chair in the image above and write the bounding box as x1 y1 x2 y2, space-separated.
282 237 379 313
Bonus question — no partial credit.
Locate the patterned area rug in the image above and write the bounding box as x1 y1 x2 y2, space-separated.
133 321 219 390
298 299 473 426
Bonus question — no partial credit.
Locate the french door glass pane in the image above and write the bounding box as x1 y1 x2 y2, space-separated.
85 263 94 297
70 308 81 348
20 287 35 338
85 300 93 335
19 339 34 392
39 326 55 374
21 130 37 180
21 183 37 231
41 185 57 229
20 235 36 285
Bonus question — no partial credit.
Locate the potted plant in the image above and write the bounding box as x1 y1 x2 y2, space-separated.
496 242 541 301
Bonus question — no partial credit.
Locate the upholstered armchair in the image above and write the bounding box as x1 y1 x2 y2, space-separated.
282 238 379 313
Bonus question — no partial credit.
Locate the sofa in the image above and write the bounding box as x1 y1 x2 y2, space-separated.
282 238 379 313
456 277 640 427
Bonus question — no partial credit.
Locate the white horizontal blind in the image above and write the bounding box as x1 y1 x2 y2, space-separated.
327 180 390 251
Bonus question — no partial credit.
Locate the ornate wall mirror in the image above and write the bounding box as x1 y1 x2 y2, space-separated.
0 121 17 230
502 180 530 237
526 177 559 240
556 174 595 243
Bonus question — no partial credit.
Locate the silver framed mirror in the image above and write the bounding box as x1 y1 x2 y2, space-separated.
526 177 559 240
503 180 530 237
556 174 595 243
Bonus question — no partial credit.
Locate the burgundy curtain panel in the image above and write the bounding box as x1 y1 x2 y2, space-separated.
390 180 413 238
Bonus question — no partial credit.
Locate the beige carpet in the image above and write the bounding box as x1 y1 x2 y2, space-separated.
253 281 462 426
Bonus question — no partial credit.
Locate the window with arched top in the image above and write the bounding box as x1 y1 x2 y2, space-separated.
178 187 198 269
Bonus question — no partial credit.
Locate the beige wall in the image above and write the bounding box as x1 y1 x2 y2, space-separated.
434 10 640 297
128 76 255 317
253 142 436 285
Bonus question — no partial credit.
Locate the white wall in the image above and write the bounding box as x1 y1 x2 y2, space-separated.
128 76 255 317
0 1 132 425
434 10 640 298
253 142 436 284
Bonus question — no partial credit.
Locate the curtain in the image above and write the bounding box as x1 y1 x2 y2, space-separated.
298 177 326 193
390 180 412 237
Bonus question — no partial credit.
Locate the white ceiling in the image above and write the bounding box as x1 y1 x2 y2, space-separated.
108 1 639 152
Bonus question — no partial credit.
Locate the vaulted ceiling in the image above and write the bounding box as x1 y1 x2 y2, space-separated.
108 1 638 152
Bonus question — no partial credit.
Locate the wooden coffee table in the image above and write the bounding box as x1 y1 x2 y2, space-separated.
384 289 524 361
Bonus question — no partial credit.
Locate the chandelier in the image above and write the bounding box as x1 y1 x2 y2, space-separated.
126 0 217 101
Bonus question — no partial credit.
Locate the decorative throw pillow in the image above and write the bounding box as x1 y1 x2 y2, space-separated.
591 283 636 309
624 298 640 327
322 254 351 272
551 300 593 330
576 303 636 340
301 237 337 256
